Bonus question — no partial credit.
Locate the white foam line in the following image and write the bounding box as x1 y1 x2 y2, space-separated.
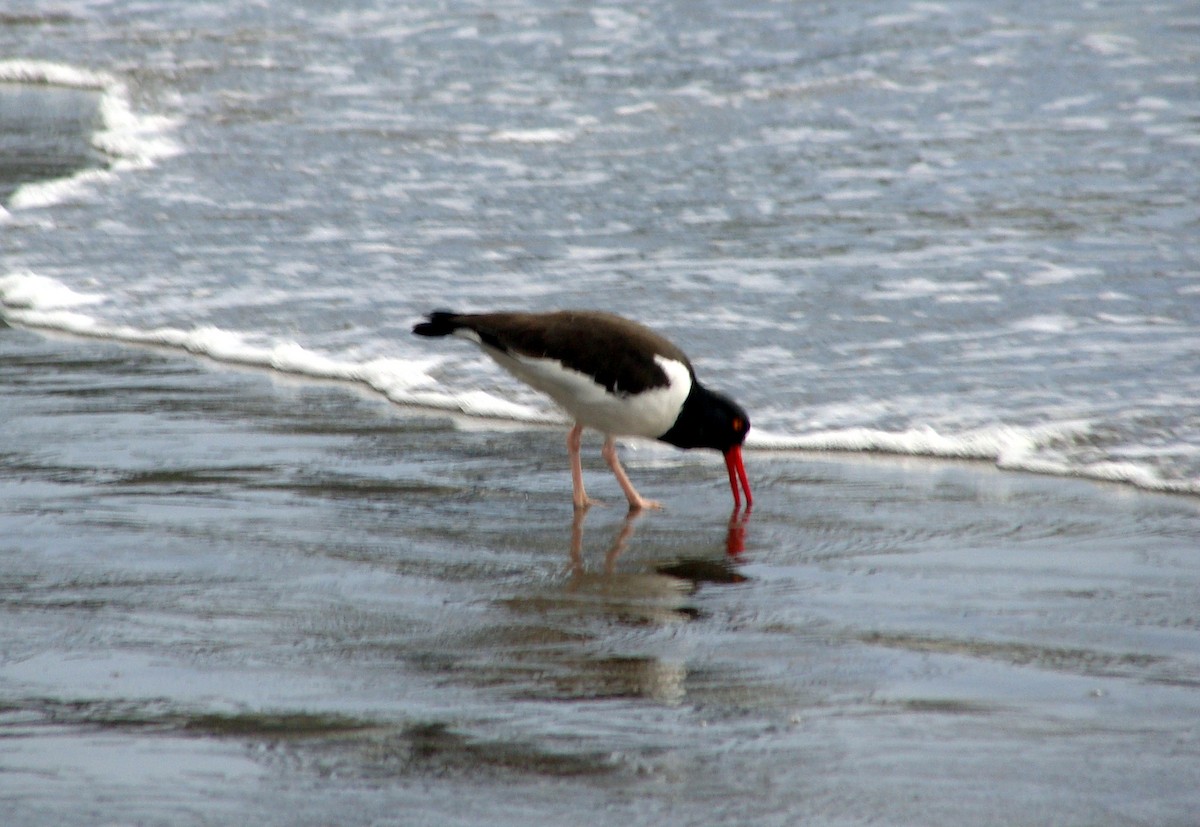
0 271 106 309
0 59 181 209
0 271 557 425
489 127 576 144
748 425 1200 496
3 273 1196 497
747 423 1082 466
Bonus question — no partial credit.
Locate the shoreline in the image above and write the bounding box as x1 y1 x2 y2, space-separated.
5 314 1195 503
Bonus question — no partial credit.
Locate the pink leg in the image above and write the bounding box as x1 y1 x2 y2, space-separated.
567 423 595 509
601 436 663 512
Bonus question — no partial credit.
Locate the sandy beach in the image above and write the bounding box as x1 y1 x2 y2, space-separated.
3 323 1198 826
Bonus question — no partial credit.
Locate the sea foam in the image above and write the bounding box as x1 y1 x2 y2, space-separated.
0 271 554 424
2 270 1195 497
749 424 1200 495
0 60 181 210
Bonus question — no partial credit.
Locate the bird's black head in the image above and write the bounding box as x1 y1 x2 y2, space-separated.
659 383 751 452
660 382 754 510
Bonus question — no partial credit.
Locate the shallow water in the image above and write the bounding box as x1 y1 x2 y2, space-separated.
3 326 1199 825
0 83 101 201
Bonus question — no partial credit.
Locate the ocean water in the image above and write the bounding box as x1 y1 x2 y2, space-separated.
3 3 1200 826
2 0 1198 494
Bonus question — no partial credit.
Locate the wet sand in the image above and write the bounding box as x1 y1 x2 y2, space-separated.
2 322 1199 826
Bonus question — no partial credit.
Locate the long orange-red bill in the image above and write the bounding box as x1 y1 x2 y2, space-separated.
724 445 752 512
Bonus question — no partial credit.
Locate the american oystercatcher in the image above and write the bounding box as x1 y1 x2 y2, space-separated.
413 310 753 512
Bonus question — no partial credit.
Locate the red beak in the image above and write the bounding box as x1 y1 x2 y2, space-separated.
724 445 753 512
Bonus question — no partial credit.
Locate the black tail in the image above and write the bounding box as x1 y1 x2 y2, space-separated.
412 310 461 337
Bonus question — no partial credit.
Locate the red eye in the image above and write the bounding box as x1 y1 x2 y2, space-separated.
732 418 743 432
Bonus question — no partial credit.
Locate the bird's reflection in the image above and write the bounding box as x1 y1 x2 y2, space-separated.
567 505 641 577
564 507 695 626
479 508 750 704
567 505 749 589
726 507 750 557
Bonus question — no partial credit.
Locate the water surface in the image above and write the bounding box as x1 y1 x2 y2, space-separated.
2 2 1199 824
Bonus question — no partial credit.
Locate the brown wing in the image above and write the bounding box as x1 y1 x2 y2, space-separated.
451 310 692 396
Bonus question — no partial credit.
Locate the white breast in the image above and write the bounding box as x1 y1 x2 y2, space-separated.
486 349 692 438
